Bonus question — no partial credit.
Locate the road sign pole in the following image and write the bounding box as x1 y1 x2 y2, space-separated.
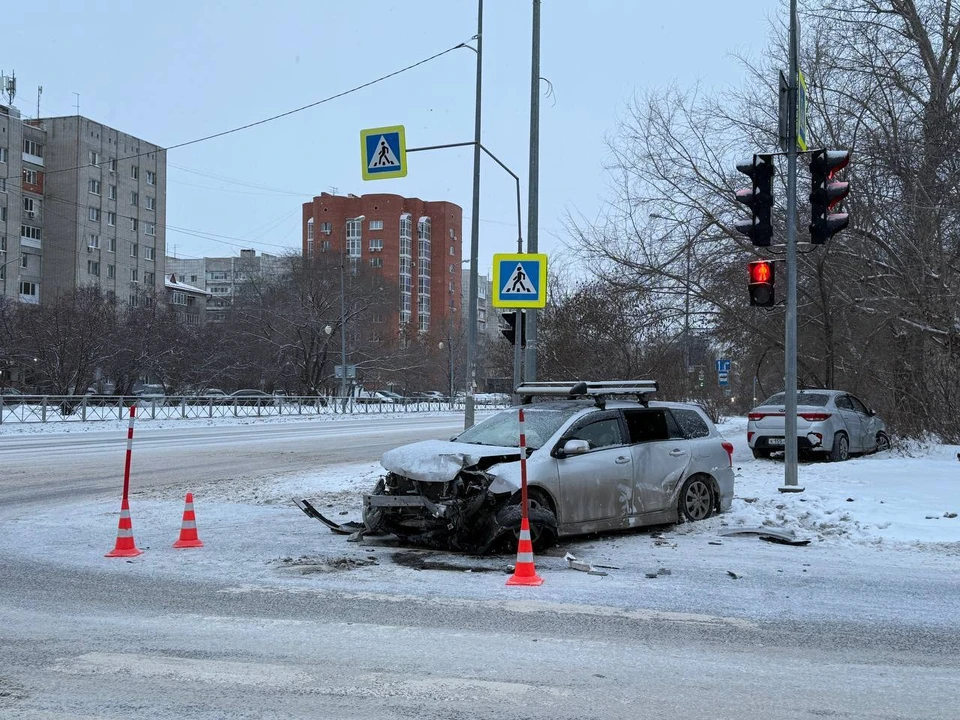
782 0 803 493
523 0 541 383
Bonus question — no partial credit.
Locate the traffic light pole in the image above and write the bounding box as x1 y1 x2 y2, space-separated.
781 0 803 492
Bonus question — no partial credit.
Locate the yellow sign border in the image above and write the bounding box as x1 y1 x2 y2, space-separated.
361 125 407 181
491 253 548 309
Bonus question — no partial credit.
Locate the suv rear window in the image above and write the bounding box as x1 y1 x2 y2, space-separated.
671 408 710 438
624 408 683 442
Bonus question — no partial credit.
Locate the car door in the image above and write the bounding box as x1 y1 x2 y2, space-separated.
555 411 634 524
623 408 692 513
847 394 876 450
833 394 864 452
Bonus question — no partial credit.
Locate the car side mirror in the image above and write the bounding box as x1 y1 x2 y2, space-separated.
559 439 590 457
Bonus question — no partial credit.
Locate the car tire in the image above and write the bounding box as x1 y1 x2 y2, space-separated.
678 475 715 522
829 432 850 462
875 431 891 453
362 478 386 532
752 448 772 459
498 488 558 552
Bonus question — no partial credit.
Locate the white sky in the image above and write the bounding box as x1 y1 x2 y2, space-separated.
4 0 781 270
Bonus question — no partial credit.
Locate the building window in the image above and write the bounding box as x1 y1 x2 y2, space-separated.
130 268 138 282
109 185 117 200
399 213 413 325
23 139 43 158
321 240 330 252
107 264 115 279
23 168 38 185
130 166 139 180
450 246 455 256
145 196 155 211
0 206 5 221
87 260 100 276
209 271 228 281
88 234 100 249
145 223 155 236
0 178 5 192
449 228 455 239
21 225 42 241
307 218 314 240
172 291 188 305
130 218 138 232
146 170 156 185
370 257 383 268
88 207 100 222
21 255 28 268
130 243 138 258
144 271 155 285
319 221 331 234
130 191 138 206
369 219 384 231
144 246 155 260
88 151 100 166
128 294 139 307
369 238 383 252
107 212 116 226
109 158 117 173
88 179 101 195
346 218 362 258
107 237 116 252
0 147 6 163
23 197 36 214
19 282 39 301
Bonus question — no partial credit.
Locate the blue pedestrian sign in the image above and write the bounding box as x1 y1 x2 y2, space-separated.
491 253 548 309
360 125 407 181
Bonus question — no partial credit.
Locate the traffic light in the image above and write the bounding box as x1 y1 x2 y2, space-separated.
734 154 775 247
500 310 526 346
748 259 776 307
809 149 850 244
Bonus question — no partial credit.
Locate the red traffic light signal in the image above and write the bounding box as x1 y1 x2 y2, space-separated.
748 260 775 307
809 149 851 244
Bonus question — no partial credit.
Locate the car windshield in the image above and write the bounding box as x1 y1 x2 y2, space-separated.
761 391 830 407
453 405 580 449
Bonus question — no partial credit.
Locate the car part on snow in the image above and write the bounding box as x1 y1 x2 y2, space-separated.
293 498 366 535
717 526 811 546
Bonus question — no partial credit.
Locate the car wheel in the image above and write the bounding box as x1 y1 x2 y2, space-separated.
829 432 850 462
752 448 772 459
875 431 891 453
362 478 386 532
678 475 715 522
497 488 558 552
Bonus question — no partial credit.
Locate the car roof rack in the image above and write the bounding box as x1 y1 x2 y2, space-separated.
515 380 658 409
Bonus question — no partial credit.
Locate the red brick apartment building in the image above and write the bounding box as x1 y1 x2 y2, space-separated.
302 193 463 338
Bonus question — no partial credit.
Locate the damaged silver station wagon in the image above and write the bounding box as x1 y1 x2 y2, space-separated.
299 381 735 553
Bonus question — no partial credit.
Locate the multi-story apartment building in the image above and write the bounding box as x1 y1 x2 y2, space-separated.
0 104 166 305
165 249 284 322
301 193 463 339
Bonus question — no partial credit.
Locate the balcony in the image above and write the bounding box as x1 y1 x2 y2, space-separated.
22 152 44 167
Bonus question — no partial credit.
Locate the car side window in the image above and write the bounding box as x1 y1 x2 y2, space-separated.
566 416 623 450
624 409 671 443
835 395 852 410
670 408 709 438
848 395 869 414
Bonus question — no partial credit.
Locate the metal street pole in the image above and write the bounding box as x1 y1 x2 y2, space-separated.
781 0 803 492
523 0 541 383
464 0 483 429
339 238 348 400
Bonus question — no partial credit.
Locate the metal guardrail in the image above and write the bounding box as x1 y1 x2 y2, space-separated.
0 395 511 424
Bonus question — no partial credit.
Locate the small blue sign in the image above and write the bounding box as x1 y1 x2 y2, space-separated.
718 371 729 387
715 359 732 373
360 125 407 181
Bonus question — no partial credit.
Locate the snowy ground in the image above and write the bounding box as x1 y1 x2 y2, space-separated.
1 413 957 628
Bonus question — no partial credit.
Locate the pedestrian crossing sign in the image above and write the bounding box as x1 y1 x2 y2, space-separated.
492 253 548 309
361 125 407 181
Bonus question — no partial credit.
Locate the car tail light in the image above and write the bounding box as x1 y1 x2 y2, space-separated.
799 412 832 422
721 441 734 466
748 412 765 421
747 431 754 442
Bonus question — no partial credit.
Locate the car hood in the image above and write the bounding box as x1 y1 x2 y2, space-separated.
380 439 522 483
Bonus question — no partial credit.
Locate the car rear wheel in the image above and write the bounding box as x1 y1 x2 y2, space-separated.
829 432 850 462
678 475 715 522
875 431 891 453
752 448 772 459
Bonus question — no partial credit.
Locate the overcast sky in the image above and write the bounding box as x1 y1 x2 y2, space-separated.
6 0 781 272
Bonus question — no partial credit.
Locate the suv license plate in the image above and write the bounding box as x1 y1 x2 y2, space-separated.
768 438 785 446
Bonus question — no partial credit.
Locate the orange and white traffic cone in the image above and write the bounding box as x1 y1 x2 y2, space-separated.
105 497 143 558
172 492 203 549
506 517 544 586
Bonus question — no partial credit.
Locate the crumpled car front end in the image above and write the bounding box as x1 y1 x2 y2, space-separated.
363 439 553 552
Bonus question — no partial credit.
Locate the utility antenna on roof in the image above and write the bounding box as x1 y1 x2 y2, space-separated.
0 70 15 105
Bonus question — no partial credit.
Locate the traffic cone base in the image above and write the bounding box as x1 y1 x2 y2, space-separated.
173 492 203 549
106 498 143 558
506 517 544 586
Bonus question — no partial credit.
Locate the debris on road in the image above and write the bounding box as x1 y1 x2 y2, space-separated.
718 526 811 546
294 498 364 535
564 553 609 576
727 570 741 579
